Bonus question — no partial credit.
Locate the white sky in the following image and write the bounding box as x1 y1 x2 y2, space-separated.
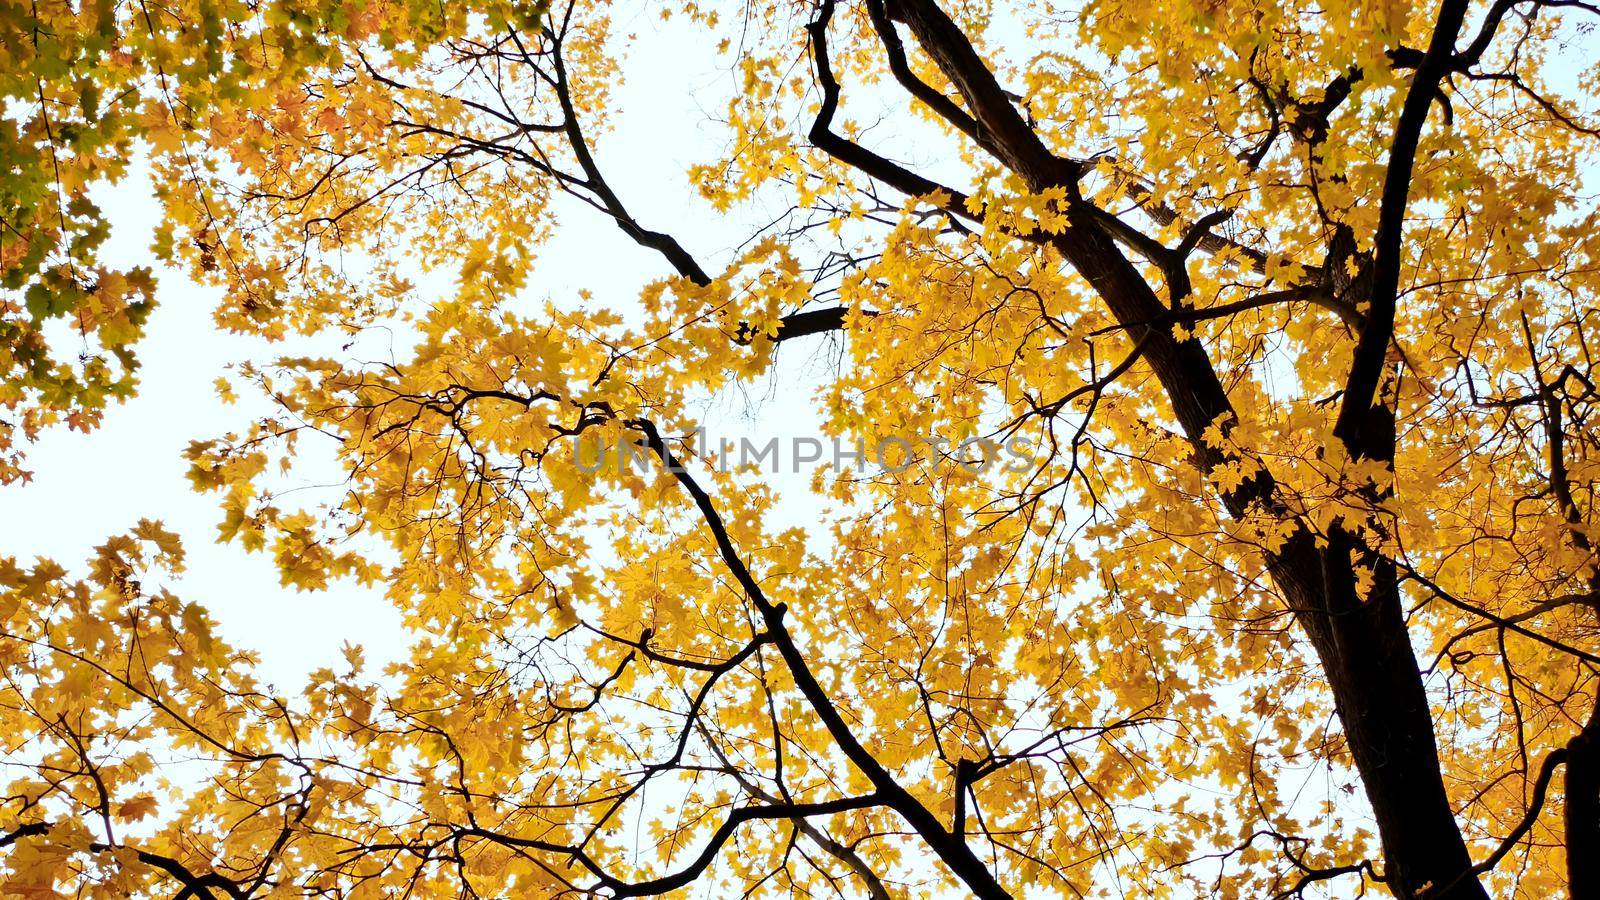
0 0 1594 795
0 10 1595 900
0 7 834 691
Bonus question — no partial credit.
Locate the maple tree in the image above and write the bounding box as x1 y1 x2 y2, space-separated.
4 0 1600 896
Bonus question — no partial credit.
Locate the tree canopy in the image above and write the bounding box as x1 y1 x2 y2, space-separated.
2 0 1600 897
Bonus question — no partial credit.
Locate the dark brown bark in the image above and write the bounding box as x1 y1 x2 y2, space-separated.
1567 704 1600 897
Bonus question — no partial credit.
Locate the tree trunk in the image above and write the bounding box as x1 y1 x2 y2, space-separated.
1567 704 1600 898
1273 531 1486 900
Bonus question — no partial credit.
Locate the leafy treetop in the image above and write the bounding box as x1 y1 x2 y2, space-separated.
2 0 1599 898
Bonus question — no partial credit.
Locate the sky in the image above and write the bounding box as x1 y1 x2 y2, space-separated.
0 0 1595 772
0 6 830 691
0 6 1597 898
